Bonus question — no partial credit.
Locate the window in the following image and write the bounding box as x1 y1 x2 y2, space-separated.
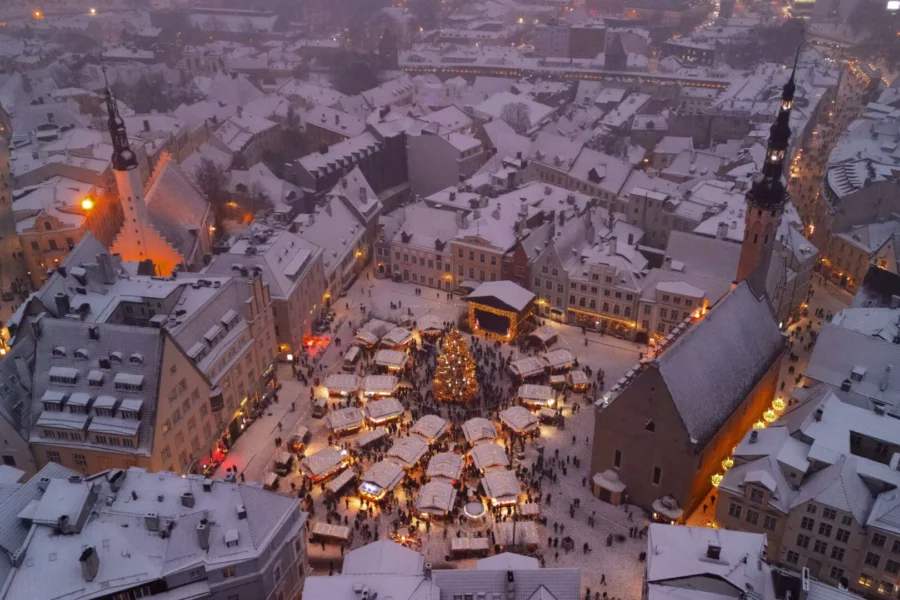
866 552 882 568
30 241 39 251
823 508 836 520
886 560 900 575
613 450 621 468
807 504 817 515
750 488 764 503
878 581 893 595
786 551 799 565
645 420 655 432
46 450 61 464
763 515 777 531
1 456 14 467
74 454 87 469
729 503 742 518
836 529 850 543
816 523 832 538
874 533 888 548
830 567 844 581
859 575 874 588
746 509 759 525
796 534 810 549
801 516 814 531
893 540 900 554
841 515 852 526
643 305 651 315
831 546 845 561
813 540 827 554
651 466 661 486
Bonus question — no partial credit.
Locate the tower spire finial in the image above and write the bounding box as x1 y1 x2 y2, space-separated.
102 66 138 172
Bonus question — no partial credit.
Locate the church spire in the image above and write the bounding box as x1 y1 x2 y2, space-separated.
748 44 801 209
103 68 138 172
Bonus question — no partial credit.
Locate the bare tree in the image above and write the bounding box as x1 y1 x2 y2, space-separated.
500 102 532 135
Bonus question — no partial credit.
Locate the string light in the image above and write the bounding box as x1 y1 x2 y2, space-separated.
433 329 478 404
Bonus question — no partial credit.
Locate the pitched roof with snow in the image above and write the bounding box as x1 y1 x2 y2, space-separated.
144 159 211 263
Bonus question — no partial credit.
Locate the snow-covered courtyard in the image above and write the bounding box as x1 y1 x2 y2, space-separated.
217 267 650 598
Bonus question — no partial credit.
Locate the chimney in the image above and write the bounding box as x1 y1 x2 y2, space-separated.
237 504 247 520
318 143 329 154
97 253 118 284
108 469 125 491
892 295 900 309
627 233 634 245
716 222 728 239
181 492 195 508
197 519 210 550
79 547 99 582
814 407 823 421
335 113 340 125
236 105 243 118
145 512 160 532
424 563 433 580
840 379 852 392
359 186 367 203
54 292 70 316
706 544 722 560
142 119 150 132
202 479 212 493
750 430 759 444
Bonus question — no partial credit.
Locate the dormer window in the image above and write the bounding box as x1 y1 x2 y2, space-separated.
220 309 239 331
48 366 78 385
129 353 143 365
851 366 866 382
52 346 66 358
74 348 89 360
109 352 123 364
114 373 143 392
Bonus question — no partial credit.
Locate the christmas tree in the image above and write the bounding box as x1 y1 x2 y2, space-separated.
433 329 478 404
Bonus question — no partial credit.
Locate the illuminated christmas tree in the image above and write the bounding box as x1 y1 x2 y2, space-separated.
433 329 478 404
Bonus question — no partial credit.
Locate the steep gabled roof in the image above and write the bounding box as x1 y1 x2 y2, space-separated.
656 281 784 446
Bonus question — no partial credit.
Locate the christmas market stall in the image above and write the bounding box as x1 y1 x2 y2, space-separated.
301 447 349 482
380 327 414 349
481 468 522 506
450 536 491 558
516 384 557 408
359 459 406 501
386 436 429 469
425 451 464 482
409 414 449 444
417 314 445 337
364 397 404 425
494 521 540 551
414 480 458 518
462 417 498 446
591 469 626 505
467 281 535 342
352 330 379 348
354 318 392 347
527 324 559 346
549 374 567 389
325 469 357 496
362 374 399 397
327 407 366 435
433 330 478 404
324 373 361 397
567 369 590 391
469 442 509 473
509 356 546 380
310 521 351 544
518 503 540 519
356 427 388 449
499 406 539 435
374 349 409 372
542 348 575 373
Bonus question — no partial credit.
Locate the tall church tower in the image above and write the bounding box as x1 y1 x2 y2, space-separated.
736 52 799 296
105 85 151 264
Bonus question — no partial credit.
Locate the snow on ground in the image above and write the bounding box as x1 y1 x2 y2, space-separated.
217 266 649 597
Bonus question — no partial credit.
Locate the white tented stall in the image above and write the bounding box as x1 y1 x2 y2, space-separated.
462 417 498 446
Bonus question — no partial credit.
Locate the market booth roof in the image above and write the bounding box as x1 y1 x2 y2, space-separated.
362 459 406 492
426 451 464 481
387 436 430 468
327 407 366 433
324 373 361 395
481 468 521 505
301 447 347 480
470 442 510 472
462 417 498 445
365 397 404 423
409 414 449 442
374 349 408 370
362 374 399 396
517 384 555 405
499 406 539 434
415 480 458 515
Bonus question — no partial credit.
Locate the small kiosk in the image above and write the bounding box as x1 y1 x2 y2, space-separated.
499 406 539 436
509 356 546 380
426 452 464 482
327 407 366 435
481 468 521 506
462 417 498 446
469 443 509 473
380 327 414 349
365 397 405 425
374 349 409 372
301 447 349 482
467 281 535 342
517 384 556 408
324 374 361 397
415 480 458 518
359 460 406 501
409 414 449 444
361 375 399 397
542 348 575 373
386 436 429 469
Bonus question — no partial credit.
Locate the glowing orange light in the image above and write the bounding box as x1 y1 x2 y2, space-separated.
81 197 95 211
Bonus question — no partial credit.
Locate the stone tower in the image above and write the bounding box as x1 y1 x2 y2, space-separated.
736 51 799 296
0 109 27 312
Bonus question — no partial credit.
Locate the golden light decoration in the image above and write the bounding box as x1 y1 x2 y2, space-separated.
710 473 723 487
753 420 766 430
763 409 777 423
433 329 478 404
773 397 786 412
721 456 734 470
80 197 95 211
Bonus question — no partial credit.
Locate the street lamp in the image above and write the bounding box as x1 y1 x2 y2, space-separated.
81 197 95 211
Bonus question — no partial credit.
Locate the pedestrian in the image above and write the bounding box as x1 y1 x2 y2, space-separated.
600 574 606 585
